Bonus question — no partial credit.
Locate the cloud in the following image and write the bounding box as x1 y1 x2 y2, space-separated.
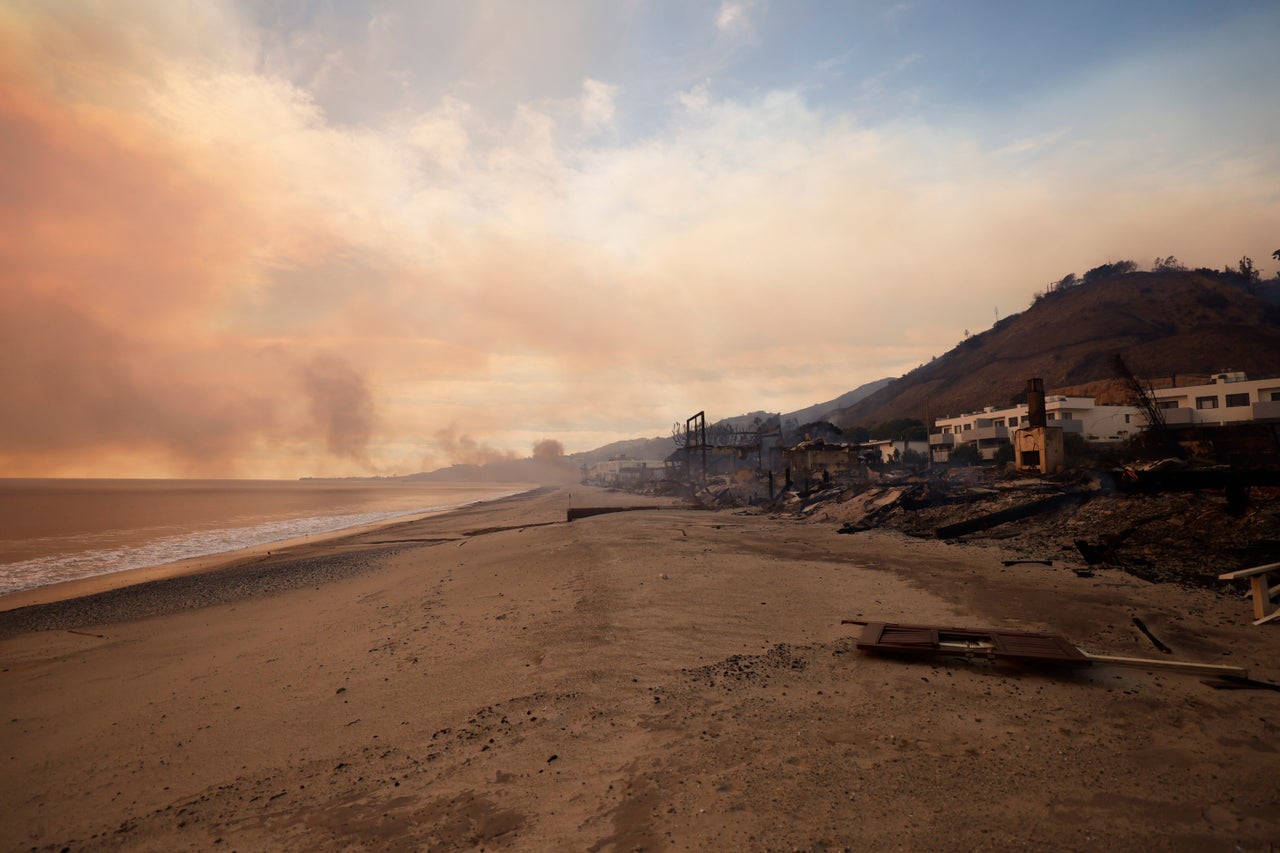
856 52 922 104
676 82 713 113
579 78 618 132
716 2 747 32
993 126 1072 158
0 1 1276 478
882 1 918 24
714 0 762 47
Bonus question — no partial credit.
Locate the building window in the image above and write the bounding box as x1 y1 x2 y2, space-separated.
1124 414 1131 423
1196 396 1219 410
1158 400 1179 409
1271 392 1280 402
1009 416 1019 426
1047 412 1056 420
1059 412 1073 420
963 423 972 431
1225 393 1250 407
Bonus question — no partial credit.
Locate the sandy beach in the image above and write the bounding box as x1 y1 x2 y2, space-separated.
1 485 1277 851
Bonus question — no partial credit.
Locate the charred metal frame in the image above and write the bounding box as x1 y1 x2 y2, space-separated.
685 411 707 482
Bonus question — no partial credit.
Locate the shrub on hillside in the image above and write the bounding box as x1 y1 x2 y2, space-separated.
1082 260 1138 284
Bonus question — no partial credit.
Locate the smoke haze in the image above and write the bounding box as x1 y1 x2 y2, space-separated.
1 2 1276 477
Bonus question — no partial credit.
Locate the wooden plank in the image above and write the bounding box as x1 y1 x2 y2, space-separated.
1249 576 1272 620
856 623 939 652
880 625 939 645
991 632 1091 665
1201 675 1280 692
1253 608 1280 627
1219 561 1280 580
1218 563 1277 625
1082 652 1247 677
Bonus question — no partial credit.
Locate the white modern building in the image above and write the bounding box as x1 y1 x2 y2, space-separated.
930 397 1140 462
929 372 1280 462
1148 372 1280 426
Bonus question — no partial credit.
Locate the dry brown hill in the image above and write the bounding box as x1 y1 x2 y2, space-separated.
833 269 1280 428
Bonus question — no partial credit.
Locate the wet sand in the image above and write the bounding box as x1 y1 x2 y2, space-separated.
1 485 1277 850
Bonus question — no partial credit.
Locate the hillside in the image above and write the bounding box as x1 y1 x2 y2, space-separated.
833 270 1280 428
568 435 676 466
781 378 894 425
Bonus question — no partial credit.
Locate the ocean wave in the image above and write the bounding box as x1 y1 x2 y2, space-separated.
0 494 517 596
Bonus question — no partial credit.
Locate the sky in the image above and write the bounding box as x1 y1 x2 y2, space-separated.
2 0 1278 478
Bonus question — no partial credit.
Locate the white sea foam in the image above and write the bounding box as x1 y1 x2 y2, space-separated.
0 493 520 596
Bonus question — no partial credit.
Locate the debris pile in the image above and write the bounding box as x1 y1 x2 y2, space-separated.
601 454 1280 591
763 462 1280 589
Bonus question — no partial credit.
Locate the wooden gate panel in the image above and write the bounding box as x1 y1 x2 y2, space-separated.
856 622 1092 667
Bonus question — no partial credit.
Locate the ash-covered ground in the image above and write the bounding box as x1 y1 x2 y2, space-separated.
676 463 1280 591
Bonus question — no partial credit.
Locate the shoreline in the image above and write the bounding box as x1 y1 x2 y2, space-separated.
0 484 543 614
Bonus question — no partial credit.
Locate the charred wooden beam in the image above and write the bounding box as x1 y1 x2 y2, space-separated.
933 492 1079 539
1131 616 1172 654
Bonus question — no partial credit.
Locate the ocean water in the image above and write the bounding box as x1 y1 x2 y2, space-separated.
0 479 529 596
